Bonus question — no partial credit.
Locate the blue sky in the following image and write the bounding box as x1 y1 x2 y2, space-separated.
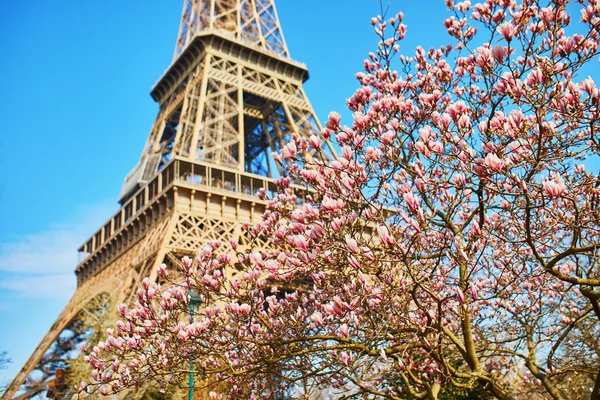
0 0 545 389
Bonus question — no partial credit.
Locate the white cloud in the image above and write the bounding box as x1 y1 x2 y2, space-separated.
0 274 75 300
0 201 117 298
0 231 85 275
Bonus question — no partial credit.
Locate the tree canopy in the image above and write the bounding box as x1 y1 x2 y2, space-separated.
83 1 600 399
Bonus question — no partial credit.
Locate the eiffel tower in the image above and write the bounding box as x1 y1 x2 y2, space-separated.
3 1 330 398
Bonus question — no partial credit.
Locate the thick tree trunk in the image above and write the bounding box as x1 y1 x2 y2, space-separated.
591 369 600 400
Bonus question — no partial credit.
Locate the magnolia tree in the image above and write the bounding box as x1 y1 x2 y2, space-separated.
83 0 600 399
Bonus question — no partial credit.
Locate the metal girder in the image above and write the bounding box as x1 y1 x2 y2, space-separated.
175 0 289 59
5 0 332 397
136 41 323 184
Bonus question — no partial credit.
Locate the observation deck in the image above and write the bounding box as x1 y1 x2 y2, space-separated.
75 157 306 286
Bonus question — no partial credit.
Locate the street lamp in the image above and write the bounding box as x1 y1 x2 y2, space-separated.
188 289 201 400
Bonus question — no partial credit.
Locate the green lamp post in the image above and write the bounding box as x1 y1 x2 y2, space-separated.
188 289 201 400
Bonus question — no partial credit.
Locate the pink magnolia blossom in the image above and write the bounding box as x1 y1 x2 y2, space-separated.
325 111 341 130
497 22 517 41
310 311 324 326
543 177 566 198
491 45 508 62
456 288 466 305
308 135 321 150
376 224 394 245
340 351 351 366
403 191 420 212
484 152 504 173
345 235 360 254
339 323 349 338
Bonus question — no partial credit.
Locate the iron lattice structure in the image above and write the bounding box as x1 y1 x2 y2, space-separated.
3 1 331 398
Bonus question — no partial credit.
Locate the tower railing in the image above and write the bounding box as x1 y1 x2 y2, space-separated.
76 157 308 284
